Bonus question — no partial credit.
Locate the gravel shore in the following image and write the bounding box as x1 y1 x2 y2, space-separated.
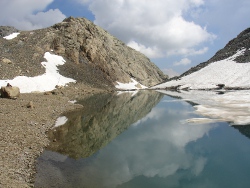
0 83 111 187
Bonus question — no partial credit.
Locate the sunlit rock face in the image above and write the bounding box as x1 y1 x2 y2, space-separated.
47 91 164 159
52 17 167 86
0 17 166 89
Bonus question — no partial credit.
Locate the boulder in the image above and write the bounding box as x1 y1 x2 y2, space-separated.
0 26 19 37
27 101 34 109
1 57 12 64
0 84 20 99
216 84 225 89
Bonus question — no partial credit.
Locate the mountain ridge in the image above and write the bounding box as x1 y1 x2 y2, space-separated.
0 17 166 92
180 27 250 79
154 27 250 90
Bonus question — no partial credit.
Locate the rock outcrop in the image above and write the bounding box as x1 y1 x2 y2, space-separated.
0 26 19 37
0 17 166 89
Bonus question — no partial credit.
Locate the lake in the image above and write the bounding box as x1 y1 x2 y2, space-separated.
35 91 250 188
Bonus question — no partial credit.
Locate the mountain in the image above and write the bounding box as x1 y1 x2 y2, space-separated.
154 28 250 90
0 17 166 92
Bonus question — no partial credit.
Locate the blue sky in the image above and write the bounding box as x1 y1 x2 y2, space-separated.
0 0 249 76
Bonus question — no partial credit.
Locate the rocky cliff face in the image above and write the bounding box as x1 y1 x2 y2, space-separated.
179 27 250 78
0 17 166 89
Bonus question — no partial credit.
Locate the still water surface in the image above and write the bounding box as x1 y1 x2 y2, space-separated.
35 91 250 188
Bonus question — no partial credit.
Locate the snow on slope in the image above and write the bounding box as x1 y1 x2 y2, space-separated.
116 78 147 90
153 49 250 90
54 116 68 128
158 90 250 125
3 33 148 92
0 52 76 93
3 32 20 40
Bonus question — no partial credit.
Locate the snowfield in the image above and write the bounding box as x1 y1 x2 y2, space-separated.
116 78 147 90
3 32 20 40
154 48 250 126
158 90 250 126
54 116 68 128
0 52 76 93
153 49 250 90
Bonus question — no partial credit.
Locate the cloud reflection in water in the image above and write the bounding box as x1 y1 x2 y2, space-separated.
35 93 217 188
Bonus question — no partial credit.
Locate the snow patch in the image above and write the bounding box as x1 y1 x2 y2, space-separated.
68 100 77 104
184 118 222 124
54 116 68 128
115 78 147 90
3 32 20 40
153 49 250 89
159 90 250 125
0 52 76 93
117 90 139 96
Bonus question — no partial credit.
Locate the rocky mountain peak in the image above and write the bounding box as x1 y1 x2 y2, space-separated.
0 17 166 89
51 17 166 87
208 27 250 63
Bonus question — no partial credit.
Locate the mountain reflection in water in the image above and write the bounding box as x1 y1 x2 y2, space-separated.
47 91 163 159
233 124 250 140
35 91 250 188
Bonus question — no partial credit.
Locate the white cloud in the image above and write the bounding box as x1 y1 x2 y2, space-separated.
0 0 66 30
127 41 163 58
168 47 209 56
37 104 215 187
74 0 90 5
174 58 192 66
80 0 215 58
162 69 180 78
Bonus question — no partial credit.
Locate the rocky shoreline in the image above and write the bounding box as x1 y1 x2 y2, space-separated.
0 83 113 187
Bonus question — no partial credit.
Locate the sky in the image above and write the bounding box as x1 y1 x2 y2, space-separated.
0 0 249 76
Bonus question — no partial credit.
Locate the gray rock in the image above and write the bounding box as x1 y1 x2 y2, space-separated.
0 84 20 99
1 57 12 64
51 17 167 87
0 17 167 89
208 28 250 63
0 26 19 37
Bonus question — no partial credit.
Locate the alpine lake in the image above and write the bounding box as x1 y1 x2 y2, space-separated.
35 90 250 188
